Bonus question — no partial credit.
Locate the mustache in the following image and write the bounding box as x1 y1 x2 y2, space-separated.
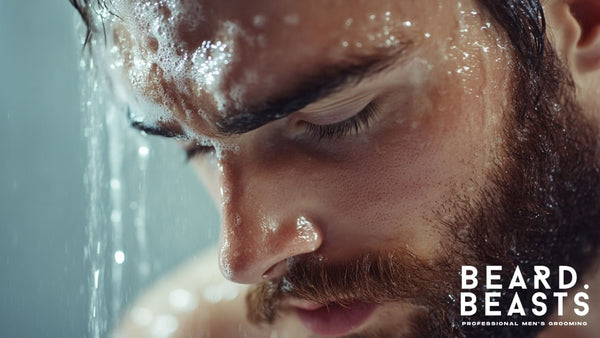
245 249 459 325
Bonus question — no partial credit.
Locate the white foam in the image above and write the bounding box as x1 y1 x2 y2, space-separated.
97 1 239 134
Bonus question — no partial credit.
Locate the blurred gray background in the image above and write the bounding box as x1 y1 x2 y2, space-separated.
0 1 220 337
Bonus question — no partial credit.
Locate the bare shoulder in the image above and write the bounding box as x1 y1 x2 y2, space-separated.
112 248 266 338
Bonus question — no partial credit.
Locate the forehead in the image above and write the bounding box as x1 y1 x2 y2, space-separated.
107 0 490 137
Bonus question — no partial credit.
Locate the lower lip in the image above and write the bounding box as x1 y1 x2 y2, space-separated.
295 301 377 336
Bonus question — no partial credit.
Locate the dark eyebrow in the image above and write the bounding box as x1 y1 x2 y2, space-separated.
128 43 413 138
216 44 413 135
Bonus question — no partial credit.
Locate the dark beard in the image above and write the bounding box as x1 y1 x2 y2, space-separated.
244 44 600 338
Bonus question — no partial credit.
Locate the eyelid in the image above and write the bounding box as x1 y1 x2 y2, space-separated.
184 142 215 161
303 100 380 140
296 92 376 125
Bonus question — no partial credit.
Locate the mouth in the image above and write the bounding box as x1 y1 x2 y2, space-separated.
292 299 378 337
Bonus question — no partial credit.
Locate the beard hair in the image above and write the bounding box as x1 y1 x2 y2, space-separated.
244 40 600 338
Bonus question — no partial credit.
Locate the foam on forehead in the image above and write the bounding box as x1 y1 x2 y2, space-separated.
103 1 432 123
105 0 238 131
99 0 506 143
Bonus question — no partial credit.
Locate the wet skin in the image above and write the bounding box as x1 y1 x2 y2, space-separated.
114 0 507 281
105 0 600 337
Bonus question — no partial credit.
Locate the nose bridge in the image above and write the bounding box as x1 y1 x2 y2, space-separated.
215 148 323 284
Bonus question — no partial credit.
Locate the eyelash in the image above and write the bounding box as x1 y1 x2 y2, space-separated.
303 101 379 140
185 101 380 160
185 144 214 161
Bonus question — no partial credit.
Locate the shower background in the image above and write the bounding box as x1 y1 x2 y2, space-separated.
0 1 220 337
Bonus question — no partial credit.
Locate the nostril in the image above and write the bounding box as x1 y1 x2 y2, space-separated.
261 261 288 280
260 217 323 280
218 214 324 283
261 268 274 280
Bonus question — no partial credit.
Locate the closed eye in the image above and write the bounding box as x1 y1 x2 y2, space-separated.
303 101 380 140
185 143 215 161
185 101 380 160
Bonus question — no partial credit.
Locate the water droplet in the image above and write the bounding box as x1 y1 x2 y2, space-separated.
110 178 121 190
94 269 100 289
138 146 150 157
114 250 125 264
296 217 320 250
111 210 122 223
253 15 266 27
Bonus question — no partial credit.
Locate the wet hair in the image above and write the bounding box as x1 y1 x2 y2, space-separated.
70 0 118 50
479 0 546 67
69 1 550 118
71 1 546 55
69 0 93 47
476 0 550 124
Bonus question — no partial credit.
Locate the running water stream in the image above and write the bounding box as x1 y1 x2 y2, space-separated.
82 55 109 338
78 28 218 338
80 42 153 338
74 1 238 336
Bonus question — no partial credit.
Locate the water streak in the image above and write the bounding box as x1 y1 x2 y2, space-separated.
80 15 154 336
82 55 109 338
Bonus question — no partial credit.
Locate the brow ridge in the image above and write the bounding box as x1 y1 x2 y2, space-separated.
216 44 412 135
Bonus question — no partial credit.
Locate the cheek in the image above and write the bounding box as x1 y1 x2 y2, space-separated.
312 118 478 256
308 64 509 259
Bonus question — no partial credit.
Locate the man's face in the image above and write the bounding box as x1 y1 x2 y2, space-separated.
105 0 600 336
114 0 509 266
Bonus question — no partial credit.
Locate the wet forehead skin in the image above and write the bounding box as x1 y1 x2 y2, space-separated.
109 0 480 140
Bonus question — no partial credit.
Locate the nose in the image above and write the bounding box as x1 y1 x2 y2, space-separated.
215 151 324 284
